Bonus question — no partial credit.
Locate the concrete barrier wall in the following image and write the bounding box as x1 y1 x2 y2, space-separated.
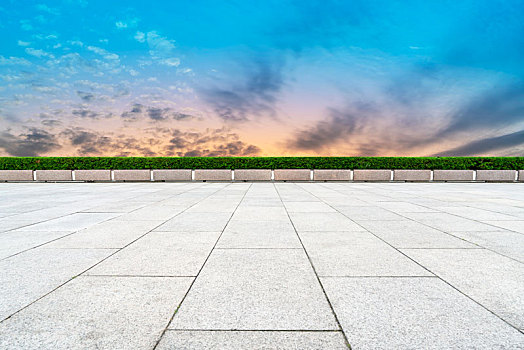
353 169 391 181
394 170 432 182
235 169 272 181
314 169 352 181
153 169 192 181
433 170 475 181
35 170 72 181
75 170 112 182
1 169 521 182
113 169 151 182
0 170 34 181
194 169 232 181
274 169 311 181
476 170 516 182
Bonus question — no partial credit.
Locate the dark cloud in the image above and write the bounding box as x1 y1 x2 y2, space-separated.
0 128 60 156
71 109 101 119
41 119 62 127
287 107 362 150
164 128 261 156
286 77 524 156
201 57 284 122
121 104 195 122
434 129 524 156
61 128 157 156
436 83 524 137
76 90 95 102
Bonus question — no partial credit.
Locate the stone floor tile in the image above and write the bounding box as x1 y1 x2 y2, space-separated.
449 230 524 262
403 248 524 330
288 212 364 231
157 330 348 350
87 231 220 276
0 231 71 260
283 201 336 212
155 212 232 232
322 277 524 349
45 220 164 248
170 249 337 330
15 213 119 232
0 276 192 349
0 248 115 320
299 231 432 276
357 220 477 248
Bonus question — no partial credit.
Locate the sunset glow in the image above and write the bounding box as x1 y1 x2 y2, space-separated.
1 1 523 156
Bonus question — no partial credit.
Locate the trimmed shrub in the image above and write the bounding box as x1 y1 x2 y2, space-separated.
0 157 522 170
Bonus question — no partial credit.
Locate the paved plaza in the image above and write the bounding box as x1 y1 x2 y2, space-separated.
0 182 523 349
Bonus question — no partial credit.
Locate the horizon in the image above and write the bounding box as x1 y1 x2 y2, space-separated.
1 0 523 157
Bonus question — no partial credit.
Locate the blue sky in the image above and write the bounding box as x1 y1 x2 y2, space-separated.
1 0 523 156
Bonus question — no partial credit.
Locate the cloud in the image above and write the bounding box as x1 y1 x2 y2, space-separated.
161 58 180 67
134 31 145 43
287 107 362 151
121 104 195 122
0 128 60 156
115 21 128 29
0 56 31 66
35 4 60 15
146 31 176 55
87 46 119 62
201 57 284 122
436 83 524 138
71 108 107 119
164 128 261 156
25 48 54 58
17 40 30 46
76 90 95 102
61 128 157 156
434 129 524 156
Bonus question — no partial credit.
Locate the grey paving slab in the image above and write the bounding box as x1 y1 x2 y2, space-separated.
322 277 524 349
0 276 192 350
299 231 432 276
0 230 71 260
116 205 187 221
14 212 119 232
81 201 151 213
284 201 336 212
449 230 524 262
0 248 115 321
170 249 337 330
357 220 477 248
401 212 505 231
375 201 437 213
217 220 302 248
45 220 164 248
88 231 220 276
483 220 524 234
0 219 38 233
403 248 524 330
334 206 405 220
157 330 348 349
231 206 289 221
435 206 520 221
288 212 365 231
155 212 232 231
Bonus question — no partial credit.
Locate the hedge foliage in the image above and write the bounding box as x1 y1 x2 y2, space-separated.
0 157 522 170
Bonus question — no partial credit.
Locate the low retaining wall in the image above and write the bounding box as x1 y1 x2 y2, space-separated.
0 169 521 182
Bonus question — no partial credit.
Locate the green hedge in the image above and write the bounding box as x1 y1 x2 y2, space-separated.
0 157 522 170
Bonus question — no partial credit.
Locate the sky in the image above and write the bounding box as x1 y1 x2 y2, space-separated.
1 0 523 157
